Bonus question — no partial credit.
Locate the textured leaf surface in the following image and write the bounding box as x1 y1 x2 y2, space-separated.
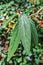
7 24 20 61
29 18 38 46
19 14 31 55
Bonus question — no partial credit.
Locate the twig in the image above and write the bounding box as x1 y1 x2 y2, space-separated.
28 7 43 17
36 7 43 14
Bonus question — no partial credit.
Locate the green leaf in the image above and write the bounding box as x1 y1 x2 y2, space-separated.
29 18 38 46
41 28 43 33
7 24 20 61
0 26 2 30
19 14 31 55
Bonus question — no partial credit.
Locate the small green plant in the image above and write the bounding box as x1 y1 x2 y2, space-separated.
7 14 38 61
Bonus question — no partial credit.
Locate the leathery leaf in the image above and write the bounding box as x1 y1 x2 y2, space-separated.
7 24 20 61
29 18 38 46
19 14 31 55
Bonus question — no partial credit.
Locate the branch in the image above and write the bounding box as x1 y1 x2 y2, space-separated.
28 7 43 17
36 7 43 14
